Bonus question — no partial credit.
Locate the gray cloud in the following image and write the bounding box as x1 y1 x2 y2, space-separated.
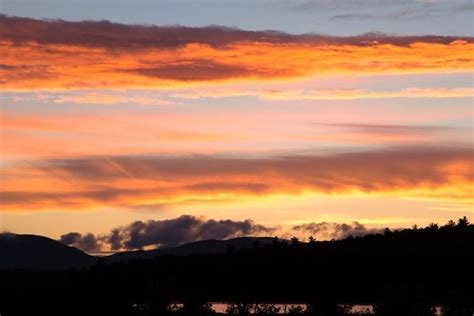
330 13 376 20
330 8 446 21
453 2 474 13
293 222 384 240
59 232 101 252
60 215 275 252
121 216 275 249
1 14 471 49
107 228 123 251
58 216 397 252
44 216 474 259
296 0 473 21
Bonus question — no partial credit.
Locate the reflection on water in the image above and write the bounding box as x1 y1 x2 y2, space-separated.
209 303 308 314
210 303 376 314
135 302 446 315
349 305 373 314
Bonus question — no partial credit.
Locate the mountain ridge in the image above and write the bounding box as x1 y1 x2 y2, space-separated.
0 233 97 270
0 233 280 269
103 236 279 263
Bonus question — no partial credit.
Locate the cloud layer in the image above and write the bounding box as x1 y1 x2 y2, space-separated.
171 87 474 101
58 215 387 252
2 15 468 48
60 215 274 251
293 221 383 240
1 15 472 90
1 146 472 211
59 232 101 252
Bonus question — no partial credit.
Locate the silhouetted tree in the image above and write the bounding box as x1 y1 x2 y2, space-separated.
446 220 456 228
427 223 439 230
457 216 469 227
307 300 350 316
290 237 300 246
2 217 472 316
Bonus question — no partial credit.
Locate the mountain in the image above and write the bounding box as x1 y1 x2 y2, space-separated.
0 234 280 269
0 233 98 270
104 236 278 263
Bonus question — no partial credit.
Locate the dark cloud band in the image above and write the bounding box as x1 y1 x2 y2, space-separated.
60 215 275 251
58 215 386 252
2 15 471 49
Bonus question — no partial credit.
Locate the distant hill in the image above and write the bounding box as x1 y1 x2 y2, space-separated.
104 236 279 263
1 221 473 315
0 234 279 269
0 233 98 270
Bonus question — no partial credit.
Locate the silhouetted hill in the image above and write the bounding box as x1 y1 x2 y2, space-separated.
0 233 280 269
1 219 473 315
105 236 278 263
0 233 97 270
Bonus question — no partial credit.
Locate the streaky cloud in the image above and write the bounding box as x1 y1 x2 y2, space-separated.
1 146 472 211
293 221 384 240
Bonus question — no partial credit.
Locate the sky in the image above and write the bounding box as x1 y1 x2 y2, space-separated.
0 0 473 252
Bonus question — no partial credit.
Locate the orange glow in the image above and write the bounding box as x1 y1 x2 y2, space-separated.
1 15 473 238
1 147 472 212
0 110 467 160
1 40 473 90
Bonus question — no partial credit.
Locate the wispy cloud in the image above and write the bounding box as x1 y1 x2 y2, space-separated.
172 87 474 100
1 146 472 211
314 122 453 136
297 0 473 21
52 92 173 106
292 221 384 240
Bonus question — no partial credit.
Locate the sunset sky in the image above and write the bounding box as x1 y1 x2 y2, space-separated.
0 0 473 252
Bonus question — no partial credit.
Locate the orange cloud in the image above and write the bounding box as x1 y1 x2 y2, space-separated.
1 110 468 161
1 147 472 211
0 16 473 90
0 111 243 160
